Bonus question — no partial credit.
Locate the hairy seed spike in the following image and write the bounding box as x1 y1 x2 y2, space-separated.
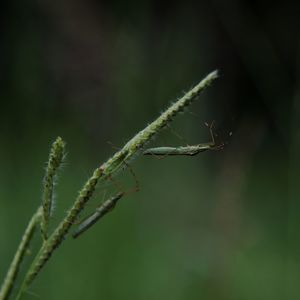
41 137 66 241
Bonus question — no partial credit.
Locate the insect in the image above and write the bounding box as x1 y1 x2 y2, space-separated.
73 192 125 238
143 122 224 156
73 163 139 239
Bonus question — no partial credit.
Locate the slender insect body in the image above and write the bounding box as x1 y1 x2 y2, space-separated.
143 121 224 157
73 192 124 239
143 143 215 156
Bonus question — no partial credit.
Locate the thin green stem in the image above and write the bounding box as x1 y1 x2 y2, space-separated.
0 208 42 300
15 168 103 300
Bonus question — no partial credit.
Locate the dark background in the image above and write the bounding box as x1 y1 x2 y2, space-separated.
1 1 300 299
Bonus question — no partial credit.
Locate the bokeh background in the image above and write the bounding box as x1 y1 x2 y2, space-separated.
1 1 300 299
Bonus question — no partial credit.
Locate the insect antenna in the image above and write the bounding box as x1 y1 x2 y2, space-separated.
106 141 121 151
166 124 189 145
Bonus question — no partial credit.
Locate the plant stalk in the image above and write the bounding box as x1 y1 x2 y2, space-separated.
0 208 42 300
9 70 218 300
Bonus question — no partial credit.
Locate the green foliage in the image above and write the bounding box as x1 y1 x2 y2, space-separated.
0 71 218 300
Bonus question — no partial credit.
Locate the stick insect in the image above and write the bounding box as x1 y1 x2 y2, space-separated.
72 191 125 238
143 122 224 156
73 164 139 239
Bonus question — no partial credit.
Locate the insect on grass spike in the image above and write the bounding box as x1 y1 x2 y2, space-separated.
72 192 125 238
116 70 219 165
73 163 139 239
12 70 219 300
143 121 224 156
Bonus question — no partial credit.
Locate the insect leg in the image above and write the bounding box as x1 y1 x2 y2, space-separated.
124 161 140 193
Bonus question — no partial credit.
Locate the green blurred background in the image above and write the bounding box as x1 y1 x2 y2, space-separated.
1 0 300 299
